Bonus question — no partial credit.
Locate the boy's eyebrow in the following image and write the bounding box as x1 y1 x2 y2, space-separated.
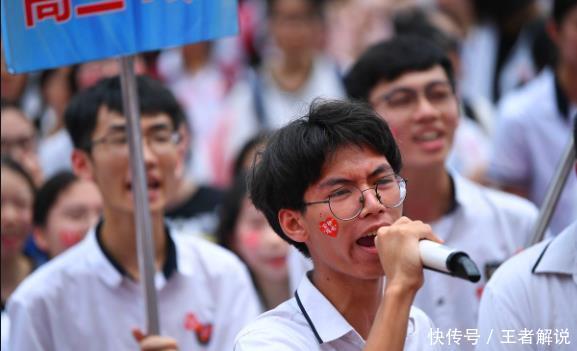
369 164 394 177
105 121 173 134
105 123 127 133
380 79 451 97
318 164 393 188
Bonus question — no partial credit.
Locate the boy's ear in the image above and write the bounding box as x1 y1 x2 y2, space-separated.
278 209 309 244
71 149 95 181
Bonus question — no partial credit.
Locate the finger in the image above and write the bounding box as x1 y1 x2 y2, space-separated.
421 230 444 244
140 337 179 351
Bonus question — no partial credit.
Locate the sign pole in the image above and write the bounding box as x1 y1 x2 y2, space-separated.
119 55 160 334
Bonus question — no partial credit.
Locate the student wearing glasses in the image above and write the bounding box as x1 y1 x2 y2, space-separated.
7 76 259 350
343 35 539 347
232 99 443 350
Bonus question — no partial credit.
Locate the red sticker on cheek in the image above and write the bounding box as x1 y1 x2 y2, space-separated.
319 217 339 238
242 231 261 249
58 230 83 248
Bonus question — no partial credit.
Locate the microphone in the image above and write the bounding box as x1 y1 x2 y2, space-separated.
419 240 481 282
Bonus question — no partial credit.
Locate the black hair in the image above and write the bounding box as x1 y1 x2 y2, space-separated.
216 172 250 251
474 0 535 21
553 0 577 26
344 35 455 102
0 156 36 196
249 99 402 257
232 132 270 178
64 75 185 151
393 7 460 55
33 171 78 228
266 0 325 19
1 98 23 111
39 67 77 97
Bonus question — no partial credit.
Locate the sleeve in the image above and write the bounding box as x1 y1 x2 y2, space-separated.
7 295 52 351
208 261 260 351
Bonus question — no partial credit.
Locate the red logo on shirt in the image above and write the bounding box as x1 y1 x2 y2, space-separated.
184 313 213 345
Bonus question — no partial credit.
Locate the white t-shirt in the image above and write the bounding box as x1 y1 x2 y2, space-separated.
488 68 577 235
7 224 260 351
235 273 440 350
412 174 539 350
476 221 577 350
38 129 73 178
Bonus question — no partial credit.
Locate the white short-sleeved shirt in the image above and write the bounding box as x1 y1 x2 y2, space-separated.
413 174 539 349
488 68 577 235
7 223 260 351
234 273 440 350
476 221 577 350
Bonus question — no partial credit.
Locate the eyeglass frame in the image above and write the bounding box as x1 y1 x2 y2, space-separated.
303 174 407 221
371 80 457 118
84 127 181 153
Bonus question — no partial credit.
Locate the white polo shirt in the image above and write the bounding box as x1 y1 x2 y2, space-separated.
234 273 440 350
488 68 577 235
413 174 539 350
7 223 260 351
476 221 577 350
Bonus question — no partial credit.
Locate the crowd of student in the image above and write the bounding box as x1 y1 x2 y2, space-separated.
1 0 575 350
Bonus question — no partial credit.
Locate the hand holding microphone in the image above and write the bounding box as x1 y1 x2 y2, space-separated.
376 217 481 289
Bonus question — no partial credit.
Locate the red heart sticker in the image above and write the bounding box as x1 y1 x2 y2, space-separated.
196 324 213 345
184 312 212 345
319 217 339 238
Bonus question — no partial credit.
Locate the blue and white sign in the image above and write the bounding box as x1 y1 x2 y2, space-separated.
1 0 238 73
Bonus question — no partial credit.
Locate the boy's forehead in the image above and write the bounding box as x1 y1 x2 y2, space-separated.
95 105 173 130
315 145 391 183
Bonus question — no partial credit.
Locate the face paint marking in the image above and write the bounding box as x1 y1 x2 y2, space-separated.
242 230 261 249
58 230 84 248
319 217 339 238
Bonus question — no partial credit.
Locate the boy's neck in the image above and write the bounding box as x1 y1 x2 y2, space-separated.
401 166 454 223
311 268 384 340
254 274 290 310
100 208 167 280
1 254 32 303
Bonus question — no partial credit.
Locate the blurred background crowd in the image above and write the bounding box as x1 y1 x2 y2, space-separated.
1 0 576 348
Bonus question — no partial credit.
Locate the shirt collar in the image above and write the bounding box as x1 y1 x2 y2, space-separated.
93 221 178 285
532 222 577 277
294 273 359 344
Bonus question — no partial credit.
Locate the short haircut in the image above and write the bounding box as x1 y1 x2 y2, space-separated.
0 155 36 196
65 75 185 151
344 35 455 102
33 171 78 227
249 99 402 257
553 0 577 26
393 8 459 55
